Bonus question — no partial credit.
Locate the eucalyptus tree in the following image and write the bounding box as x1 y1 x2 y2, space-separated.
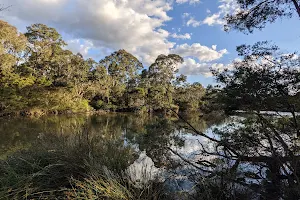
0 20 211 114
98 50 143 109
214 41 300 113
0 20 27 83
174 82 206 112
148 54 184 85
99 49 143 86
0 20 29 112
87 62 111 109
147 54 184 112
25 23 67 84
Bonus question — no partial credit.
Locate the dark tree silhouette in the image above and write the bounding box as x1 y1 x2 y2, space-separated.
174 42 300 199
225 0 300 33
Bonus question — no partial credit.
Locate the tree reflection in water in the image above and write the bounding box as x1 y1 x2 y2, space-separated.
0 113 225 198
2 113 296 199
179 112 300 200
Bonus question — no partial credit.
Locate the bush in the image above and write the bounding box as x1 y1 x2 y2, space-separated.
91 99 105 110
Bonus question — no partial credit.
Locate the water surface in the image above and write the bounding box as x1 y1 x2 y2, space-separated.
0 113 228 193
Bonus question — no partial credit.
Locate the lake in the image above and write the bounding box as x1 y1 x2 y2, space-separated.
0 113 229 198
1 112 297 199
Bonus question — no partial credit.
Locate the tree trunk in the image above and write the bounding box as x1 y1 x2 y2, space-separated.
265 160 281 200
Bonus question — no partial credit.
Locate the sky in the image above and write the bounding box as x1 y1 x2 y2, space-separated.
1 0 300 86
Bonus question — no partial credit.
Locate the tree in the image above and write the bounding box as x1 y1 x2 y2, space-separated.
25 23 67 83
99 49 143 86
147 54 184 112
214 41 300 113
225 0 300 33
148 54 184 85
87 61 110 103
180 42 300 199
174 82 206 112
0 20 32 113
0 20 27 78
98 50 143 110
0 20 205 115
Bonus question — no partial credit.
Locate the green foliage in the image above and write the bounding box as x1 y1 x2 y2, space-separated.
213 42 300 113
192 42 300 200
174 82 205 112
0 20 206 116
92 100 104 110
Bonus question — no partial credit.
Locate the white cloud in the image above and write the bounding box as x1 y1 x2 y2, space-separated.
183 13 201 27
172 43 228 62
202 0 241 27
203 13 223 26
66 39 94 57
186 17 201 27
2 0 174 65
182 12 190 18
2 0 229 76
172 43 229 76
179 58 226 76
176 0 201 4
170 33 191 40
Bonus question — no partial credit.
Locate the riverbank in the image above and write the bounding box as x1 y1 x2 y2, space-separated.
0 109 109 118
0 104 187 118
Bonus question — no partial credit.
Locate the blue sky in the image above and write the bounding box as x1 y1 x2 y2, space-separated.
1 0 299 86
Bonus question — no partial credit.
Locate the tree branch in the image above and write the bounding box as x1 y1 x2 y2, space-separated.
291 0 300 17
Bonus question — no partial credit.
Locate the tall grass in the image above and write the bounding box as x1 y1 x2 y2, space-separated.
67 168 168 200
0 132 168 200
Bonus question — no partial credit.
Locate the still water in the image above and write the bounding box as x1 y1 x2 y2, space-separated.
0 113 227 195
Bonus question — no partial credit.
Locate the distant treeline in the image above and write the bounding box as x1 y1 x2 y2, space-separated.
0 20 206 117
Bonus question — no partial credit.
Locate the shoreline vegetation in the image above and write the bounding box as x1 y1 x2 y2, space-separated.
0 109 113 118
2 0 300 198
0 126 169 199
0 20 207 119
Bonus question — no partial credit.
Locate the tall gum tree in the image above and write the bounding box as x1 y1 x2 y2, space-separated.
147 54 184 112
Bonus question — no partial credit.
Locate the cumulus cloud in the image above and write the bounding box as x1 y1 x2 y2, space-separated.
172 43 228 62
178 57 234 77
170 33 191 40
66 39 94 57
203 13 223 26
2 0 229 76
186 17 201 27
178 58 226 76
182 13 201 28
2 0 174 65
172 43 228 76
202 0 241 26
176 0 201 4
